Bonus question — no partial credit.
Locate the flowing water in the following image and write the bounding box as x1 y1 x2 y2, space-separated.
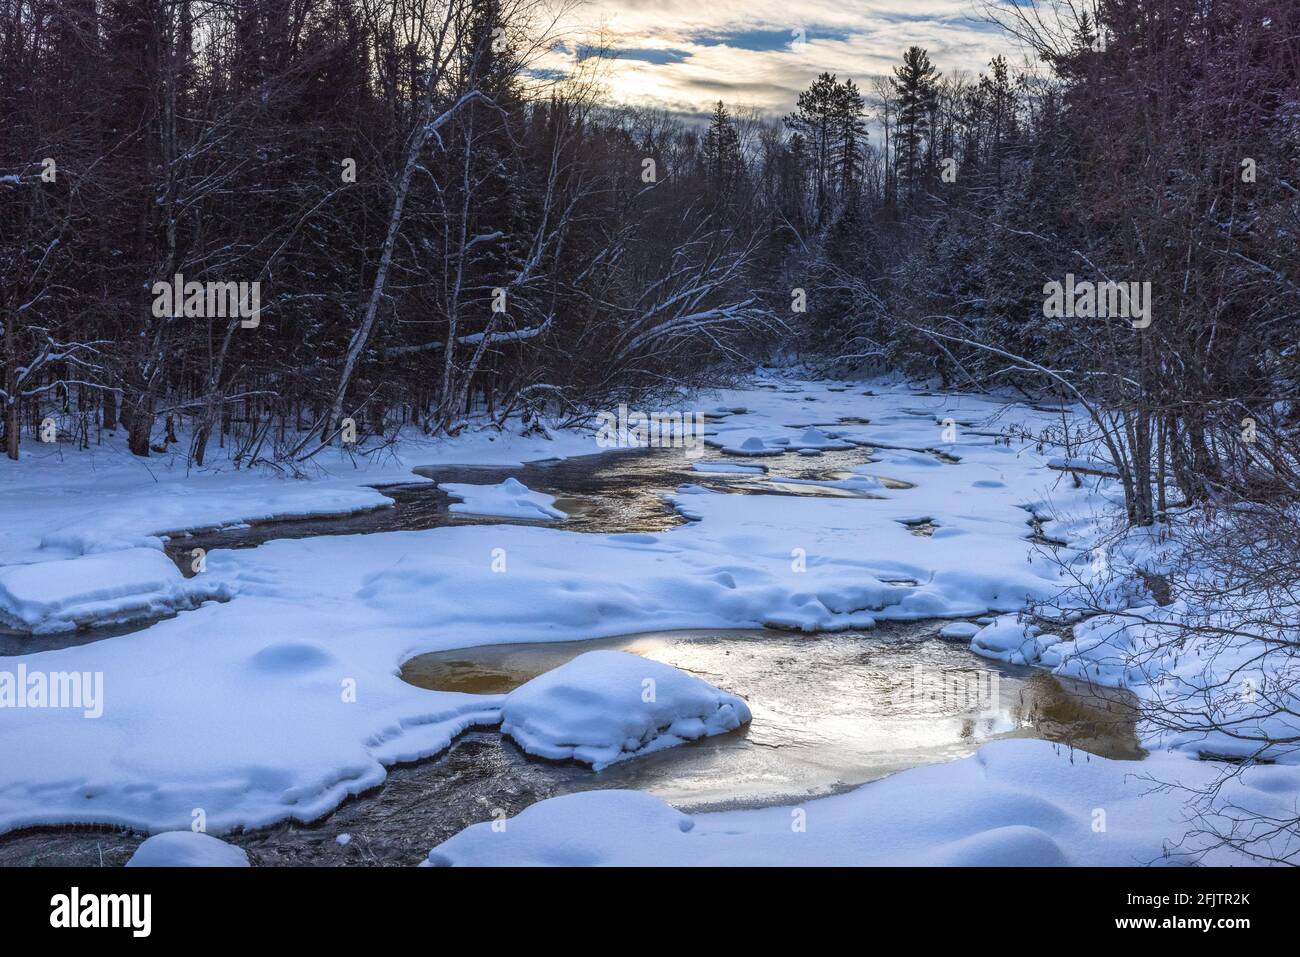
0 623 1138 867
159 442 893 574
402 626 1142 808
0 441 884 651
0 433 1141 866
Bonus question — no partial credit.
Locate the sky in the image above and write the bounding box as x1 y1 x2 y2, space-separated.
529 0 1029 123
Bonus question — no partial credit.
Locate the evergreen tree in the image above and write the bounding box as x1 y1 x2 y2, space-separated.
891 46 939 200
784 72 840 222
832 79 867 197
785 73 866 220
702 100 741 195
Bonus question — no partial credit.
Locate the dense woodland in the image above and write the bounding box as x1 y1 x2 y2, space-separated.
2 0 1298 529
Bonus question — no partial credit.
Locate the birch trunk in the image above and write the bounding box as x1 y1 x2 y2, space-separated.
319 89 487 449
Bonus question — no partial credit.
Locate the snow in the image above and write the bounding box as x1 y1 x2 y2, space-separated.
499 650 751 769
1042 612 1151 686
1036 597 1300 762
0 379 1113 836
1047 456 1121 477
125 831 249 867
425 738 1300 866
711 434 786 456
0 420 602 634
3 373 1295 866
969 615 1047 666
0 547 229 634
0 421 602 569
938 621 981 640
438 477 567 521
790 427 854 451
770 472 885 494
690 461 765 474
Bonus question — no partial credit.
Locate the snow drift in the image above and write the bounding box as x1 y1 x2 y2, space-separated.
500 650 751 769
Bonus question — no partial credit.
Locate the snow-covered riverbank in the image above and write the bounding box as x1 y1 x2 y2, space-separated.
2 374 1295 864
425 739 1300 867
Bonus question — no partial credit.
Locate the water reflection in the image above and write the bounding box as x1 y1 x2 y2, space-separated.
0 622 1140 866
162 445 886 575
402 625 1142 809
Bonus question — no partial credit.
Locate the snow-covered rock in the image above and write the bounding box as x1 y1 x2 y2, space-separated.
969 616 1043 665
438 477 567 521
712 434 786 456
0 547 228 634
791 427 854 451
499 650 751 770
938 621 981 641
126 832 249 867
1047 456 1121 478
773 473 884 495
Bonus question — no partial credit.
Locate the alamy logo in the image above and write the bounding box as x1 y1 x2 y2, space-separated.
0 665 103 718
595 404 706 459
50 887 151 937
1042 273 1151 329
892 665 999 718
152 273 261 328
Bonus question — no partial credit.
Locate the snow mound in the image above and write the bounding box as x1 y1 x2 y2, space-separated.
0 547 228 634
247 641 336 674
711 433 785 456
792 427 854 451
1048 456 1121 478
925 824 1069 867
424 790 689 867
773 474 884 495
438 477 567 521
126 831 249 867
969 615 1060 666
1043 610 1158 688
939 621 981 641
499 650 751 770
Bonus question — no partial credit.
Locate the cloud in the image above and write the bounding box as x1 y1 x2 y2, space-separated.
531 0 1027 121
576 44 693 65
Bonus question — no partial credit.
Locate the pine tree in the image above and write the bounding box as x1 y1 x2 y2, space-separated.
891 46 939 201
978 55 1018 191
785 73 866 220
831 79 867 197
702 100 741 195
785 72 840 222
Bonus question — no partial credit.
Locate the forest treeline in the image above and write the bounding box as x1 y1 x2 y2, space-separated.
2 0 1298 527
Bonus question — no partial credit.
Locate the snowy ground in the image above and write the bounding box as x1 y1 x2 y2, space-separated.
425 740 1300 867
0 423 603 568
2 373 1294 864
